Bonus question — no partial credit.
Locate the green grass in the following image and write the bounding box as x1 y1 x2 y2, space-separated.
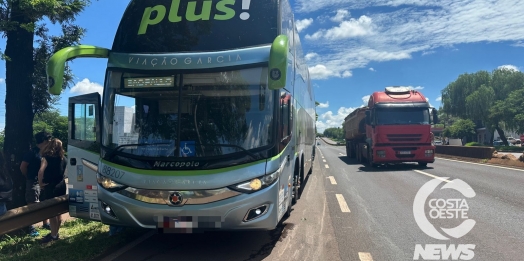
465 142 483 146
494 146 524 152
0 219 149 261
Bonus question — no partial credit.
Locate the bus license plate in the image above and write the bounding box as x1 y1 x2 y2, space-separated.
398 151 411 155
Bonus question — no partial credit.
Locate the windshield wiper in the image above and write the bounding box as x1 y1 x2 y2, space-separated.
105 143 173 160
195 143 258 160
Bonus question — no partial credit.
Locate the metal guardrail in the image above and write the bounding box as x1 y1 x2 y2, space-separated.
0 195 69 236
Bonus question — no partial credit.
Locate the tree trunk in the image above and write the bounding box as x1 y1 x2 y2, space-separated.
495 126 508 146
3 5 35 209
489 128 495 146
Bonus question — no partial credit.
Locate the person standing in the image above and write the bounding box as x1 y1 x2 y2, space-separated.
20 131 52 236
38 138 67 243
0 151 12 216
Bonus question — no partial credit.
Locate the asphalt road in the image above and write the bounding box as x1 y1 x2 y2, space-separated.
101 139 524 261
316 138 524 261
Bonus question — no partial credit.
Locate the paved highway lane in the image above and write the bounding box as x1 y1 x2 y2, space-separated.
105 151 341 261
316 139 524 261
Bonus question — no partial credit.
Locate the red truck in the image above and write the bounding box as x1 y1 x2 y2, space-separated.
343 87 438 167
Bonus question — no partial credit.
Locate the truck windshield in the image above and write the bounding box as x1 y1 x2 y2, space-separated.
375 108 430 125
101 67 274 159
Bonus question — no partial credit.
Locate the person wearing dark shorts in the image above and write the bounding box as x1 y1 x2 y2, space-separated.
38 138 67 243
20 131 52 236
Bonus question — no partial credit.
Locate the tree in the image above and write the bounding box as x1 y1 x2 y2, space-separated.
448 119 476 141
1 0 92 208
323 127 344 140
491 88 524 134
441 68 524 146
33 109 68 148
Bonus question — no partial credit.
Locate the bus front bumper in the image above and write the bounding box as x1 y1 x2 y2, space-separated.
96 181 281 232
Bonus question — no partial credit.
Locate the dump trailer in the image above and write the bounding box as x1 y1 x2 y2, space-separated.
343 87 438 167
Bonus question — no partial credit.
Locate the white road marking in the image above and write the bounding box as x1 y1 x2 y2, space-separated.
335 194 351 213
413 170 451 183
325 164 330 168
358 252 374 261
436 157 524 172
323 159 327 162
328 176 337 185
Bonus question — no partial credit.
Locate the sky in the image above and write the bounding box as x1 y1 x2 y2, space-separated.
0 0 524 133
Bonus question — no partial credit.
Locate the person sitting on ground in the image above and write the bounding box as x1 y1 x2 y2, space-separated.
0 151 12 216
38 138 67 243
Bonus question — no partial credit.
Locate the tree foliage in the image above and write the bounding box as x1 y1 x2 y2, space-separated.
1 0 93 208
441 68 524 146
491 88 524 134
323 127 344 140
442 119 476 140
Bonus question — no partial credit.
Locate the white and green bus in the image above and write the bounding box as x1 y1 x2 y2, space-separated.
47 0 316 232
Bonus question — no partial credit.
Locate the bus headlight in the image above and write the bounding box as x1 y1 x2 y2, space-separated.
97 173 126 192
231 171 279 194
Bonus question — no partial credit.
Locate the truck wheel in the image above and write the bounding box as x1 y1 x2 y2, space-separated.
418 162 428 168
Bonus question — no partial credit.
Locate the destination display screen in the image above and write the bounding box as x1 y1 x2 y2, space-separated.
124 76 175 88
112 0 278 53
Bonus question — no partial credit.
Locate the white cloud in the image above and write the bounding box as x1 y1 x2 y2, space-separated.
0 78 4 84
296 18 314 33
70 78 103 95
331 9 350 22
305 52 318 61
362 95 370 104
308 64 352 80
306 15 374 40
498 64 520 71
436 96 442 102
369 67 375 71
299 0 524 80
316 106 357 133
317 101 329 108
512 41 524 47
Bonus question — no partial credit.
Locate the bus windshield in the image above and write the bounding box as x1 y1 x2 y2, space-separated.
102 67 274 159
375 108 430 125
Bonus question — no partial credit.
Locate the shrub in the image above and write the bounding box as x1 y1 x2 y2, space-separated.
465 142 483 147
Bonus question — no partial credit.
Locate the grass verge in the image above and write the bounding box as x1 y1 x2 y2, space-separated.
494 146 524 152
0 219 150 261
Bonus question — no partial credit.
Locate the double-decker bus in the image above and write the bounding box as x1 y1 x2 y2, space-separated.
47 0 316 232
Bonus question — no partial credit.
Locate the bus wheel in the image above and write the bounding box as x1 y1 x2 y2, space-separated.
418 162 428 168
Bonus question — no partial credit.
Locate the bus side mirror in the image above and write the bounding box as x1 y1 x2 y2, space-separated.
268 35 288 90
47 45 110 95
431 108 439 124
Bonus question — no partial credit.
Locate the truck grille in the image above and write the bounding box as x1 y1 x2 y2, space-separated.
387 134 422 142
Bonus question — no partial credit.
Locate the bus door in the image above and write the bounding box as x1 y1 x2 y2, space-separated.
67 93 102 221
279 92 297 212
